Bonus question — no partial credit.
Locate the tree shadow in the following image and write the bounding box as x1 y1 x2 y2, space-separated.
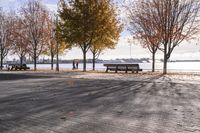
0 75 199 132
0 73 54 81
0 72 84 81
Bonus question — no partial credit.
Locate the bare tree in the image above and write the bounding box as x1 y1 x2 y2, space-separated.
126 0 200 74
21 0 48 70
153 0 200 74
126 0 160 72
0 8 13 70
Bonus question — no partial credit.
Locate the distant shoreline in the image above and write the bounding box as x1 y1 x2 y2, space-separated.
5 59 200 65
2 62 200 73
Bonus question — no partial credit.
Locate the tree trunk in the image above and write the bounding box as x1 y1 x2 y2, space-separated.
51 53 54 70
0 53 3 71
92 52 95 71
152 51 155 72
83 50 87 72
34 48 37 71
56 44 59 72
20 55 23 66
163 45 167 74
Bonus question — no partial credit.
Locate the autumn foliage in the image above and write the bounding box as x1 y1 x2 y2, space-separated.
58 0 121 71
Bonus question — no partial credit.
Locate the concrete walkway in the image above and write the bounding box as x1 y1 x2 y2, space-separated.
0 73 200 133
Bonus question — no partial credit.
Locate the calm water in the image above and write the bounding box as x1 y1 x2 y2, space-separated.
26 62 200 72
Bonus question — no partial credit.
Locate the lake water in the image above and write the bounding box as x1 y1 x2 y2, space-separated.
26 62 200 72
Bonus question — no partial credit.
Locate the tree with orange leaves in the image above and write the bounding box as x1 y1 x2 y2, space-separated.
43 13 71 70
11 16 30 65
125 0 160 72
58 0 121 72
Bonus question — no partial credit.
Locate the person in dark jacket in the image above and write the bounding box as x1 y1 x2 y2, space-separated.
72 60 76 69
76 60 79 69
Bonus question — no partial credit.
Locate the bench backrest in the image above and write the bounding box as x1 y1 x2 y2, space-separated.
104 64 139 68
8 64 27 67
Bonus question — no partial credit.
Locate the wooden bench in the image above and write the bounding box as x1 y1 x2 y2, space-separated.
104 64 142 73
8 64 30 71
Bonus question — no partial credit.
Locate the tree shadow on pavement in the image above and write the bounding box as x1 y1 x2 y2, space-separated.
0 75 199 133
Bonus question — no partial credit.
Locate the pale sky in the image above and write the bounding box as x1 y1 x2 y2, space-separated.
1 0 200 60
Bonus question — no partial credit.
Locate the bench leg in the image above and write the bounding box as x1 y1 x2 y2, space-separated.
125 66 128 73
106 67 108 73
136 67 139 73
115 66 118 73
132 69 134 73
